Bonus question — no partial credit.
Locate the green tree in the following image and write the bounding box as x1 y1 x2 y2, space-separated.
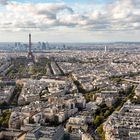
0 110 11 128
93 116 104 126
97 125 105 140
97 125 103 135
104 110 111 118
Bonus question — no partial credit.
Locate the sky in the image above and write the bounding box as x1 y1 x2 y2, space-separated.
0 0 140 42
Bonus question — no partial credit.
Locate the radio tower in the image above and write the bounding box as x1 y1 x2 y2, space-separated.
27 33 35 63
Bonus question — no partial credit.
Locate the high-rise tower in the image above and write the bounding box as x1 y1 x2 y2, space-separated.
105 46 107 53
27 33 35 63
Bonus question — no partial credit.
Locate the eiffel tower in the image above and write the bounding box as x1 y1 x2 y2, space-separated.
27 33 35 63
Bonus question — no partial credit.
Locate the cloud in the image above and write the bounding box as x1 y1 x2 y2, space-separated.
0 0 9 5
0 0 140 32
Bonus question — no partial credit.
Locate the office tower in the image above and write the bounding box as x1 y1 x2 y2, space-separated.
105 46 107 53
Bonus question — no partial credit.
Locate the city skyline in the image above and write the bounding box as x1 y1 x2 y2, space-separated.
0 0 140 42
0 2 140 139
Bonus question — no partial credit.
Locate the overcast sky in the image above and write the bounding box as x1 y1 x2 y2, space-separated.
0 0 140 42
